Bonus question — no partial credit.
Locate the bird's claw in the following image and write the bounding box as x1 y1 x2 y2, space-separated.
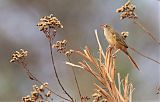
112 54 116 58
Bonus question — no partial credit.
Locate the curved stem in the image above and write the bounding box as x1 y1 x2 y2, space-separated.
49 39 74 102
129 46 160 64
21 62 72 102
68 57 83 102
133 20 160 45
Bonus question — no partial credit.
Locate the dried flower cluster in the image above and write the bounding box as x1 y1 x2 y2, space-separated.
52 40 67 53
92 90 107 102
22 83 52 102
37 14 63 39
52 40 74 56
81 96 90 101
10 49 28 63
156 86 160 94
116 0 138 20
121 31 129 39
65 49 74 57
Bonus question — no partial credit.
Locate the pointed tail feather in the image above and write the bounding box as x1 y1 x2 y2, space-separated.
126 52 140 70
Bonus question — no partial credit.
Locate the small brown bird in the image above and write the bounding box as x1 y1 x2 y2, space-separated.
101 24 139 70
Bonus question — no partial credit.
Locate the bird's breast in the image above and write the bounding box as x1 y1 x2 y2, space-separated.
104 30 117 46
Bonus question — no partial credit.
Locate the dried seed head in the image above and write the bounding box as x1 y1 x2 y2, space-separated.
22 95 32 102
81 96 90 101
124 0 131 7
37 14 63 31
92 92 102 98
121 31 129 39
10 49 28 63
52 40 67 53
92 91 102 102
100 99 107 102
39 85 44 92
52 40 74 56
32 85 37 89
156 86 160 94
43 82 48 88
22 83 51 102
65 49 74 57
46 91 51 97
37 14 63 39
31 91 38 97
116 0 138 20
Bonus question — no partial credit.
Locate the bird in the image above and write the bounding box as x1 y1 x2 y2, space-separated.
101 24 139 70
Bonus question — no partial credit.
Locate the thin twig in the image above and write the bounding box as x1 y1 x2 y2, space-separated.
68 57 83 102
94 29 105 59
21 62 72 102
133 20 160 45
129 46 160 64
49 39 74 102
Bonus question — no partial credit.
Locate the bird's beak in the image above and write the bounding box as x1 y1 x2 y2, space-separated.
100 24 108 29
100 24 104 29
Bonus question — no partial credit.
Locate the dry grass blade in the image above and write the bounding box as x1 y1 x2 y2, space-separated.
66 62 83 69
105 48 114 82
129 84 135 102
95 29 105 59
76 49 98 68
123 74 129 101
118 73 121 95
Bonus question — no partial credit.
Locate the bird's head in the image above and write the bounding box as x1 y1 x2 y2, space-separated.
100 24 112 30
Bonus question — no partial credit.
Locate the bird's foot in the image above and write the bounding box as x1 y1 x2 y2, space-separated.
112 54 116 58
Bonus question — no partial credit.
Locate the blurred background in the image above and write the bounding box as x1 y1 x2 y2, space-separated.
0 0 159 102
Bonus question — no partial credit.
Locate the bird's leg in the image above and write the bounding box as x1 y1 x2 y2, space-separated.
112 49 120 58
108 45 112 49
107 45 114 51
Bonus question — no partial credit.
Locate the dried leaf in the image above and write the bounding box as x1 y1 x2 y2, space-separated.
66 62 83 69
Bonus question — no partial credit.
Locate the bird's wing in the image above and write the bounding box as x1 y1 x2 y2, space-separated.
115 32 128 48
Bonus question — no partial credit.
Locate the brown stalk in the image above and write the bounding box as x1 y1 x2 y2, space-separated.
67 57 83 102
21 62 72 102
123 74 129 101
76 47 99 68
133 20 160 45
129 46 160 64
48 39 74 102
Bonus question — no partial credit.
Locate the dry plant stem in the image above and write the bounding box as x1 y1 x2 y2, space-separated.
21 62 72 102
95 29 105 58
129 46 160 64
68 57 83 102
49 39 74 102
117 73 121 95
133 20 160 45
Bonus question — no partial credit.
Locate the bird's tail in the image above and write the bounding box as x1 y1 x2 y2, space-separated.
126 52 140 70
